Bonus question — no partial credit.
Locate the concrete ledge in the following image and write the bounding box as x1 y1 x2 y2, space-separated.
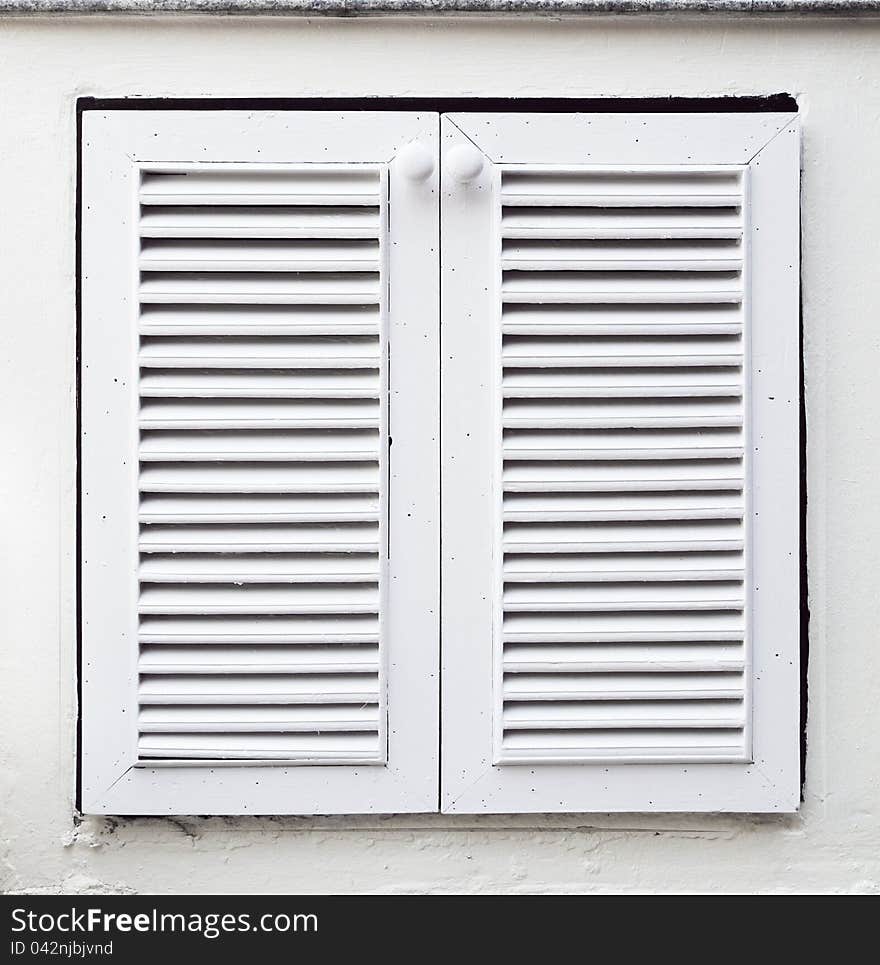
1 0 879 17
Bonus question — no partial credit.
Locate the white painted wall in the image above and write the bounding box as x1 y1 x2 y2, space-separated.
0 12 878 894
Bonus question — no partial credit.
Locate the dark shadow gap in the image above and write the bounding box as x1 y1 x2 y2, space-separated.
78 94 798 114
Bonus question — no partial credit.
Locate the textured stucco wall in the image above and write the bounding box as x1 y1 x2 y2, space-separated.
0 12 878 894
4 1 880 13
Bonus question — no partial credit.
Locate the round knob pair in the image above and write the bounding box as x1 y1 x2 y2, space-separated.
399 142 485 183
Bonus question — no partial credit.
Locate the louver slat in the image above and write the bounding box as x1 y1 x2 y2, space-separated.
497 168 749 765
136 166 387 765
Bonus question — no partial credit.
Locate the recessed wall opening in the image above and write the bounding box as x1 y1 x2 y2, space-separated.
77 94 808 813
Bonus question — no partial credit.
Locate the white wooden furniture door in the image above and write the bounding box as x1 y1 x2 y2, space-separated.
81 108 801 816
81 111 439 814
440 112 800 813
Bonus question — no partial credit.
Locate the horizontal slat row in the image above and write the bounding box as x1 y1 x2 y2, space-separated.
136 164 387 765
496 166 749 764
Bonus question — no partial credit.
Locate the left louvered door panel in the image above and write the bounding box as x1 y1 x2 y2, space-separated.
82 111 438 814
136 166 386 764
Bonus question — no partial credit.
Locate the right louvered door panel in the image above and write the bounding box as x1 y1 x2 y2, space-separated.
136 165 387 765
498 167 748 765
441 112 800 813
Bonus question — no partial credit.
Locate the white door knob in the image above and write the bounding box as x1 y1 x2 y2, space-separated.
447 144 485 183
398 142 435 182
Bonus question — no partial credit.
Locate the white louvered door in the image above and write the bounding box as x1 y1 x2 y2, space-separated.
441 114 800 813
82 108 800 817
81 112 439 814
